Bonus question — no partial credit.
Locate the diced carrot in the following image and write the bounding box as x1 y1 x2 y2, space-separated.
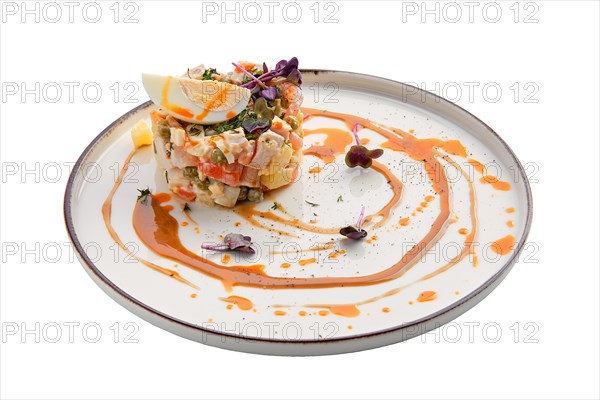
175 185 196 201
199 161 243 187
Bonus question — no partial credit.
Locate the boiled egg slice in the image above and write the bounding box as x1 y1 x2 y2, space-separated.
142 74 251 124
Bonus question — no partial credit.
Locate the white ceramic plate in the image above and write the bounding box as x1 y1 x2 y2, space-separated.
65 70 532 356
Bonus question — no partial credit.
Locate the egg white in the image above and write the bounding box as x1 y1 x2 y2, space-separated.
142 73 251 124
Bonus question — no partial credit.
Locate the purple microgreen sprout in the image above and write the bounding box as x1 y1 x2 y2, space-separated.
260 86 279 101
345 124 384 169
340 206 368 240
201 233 255 254
232 62 267 89
241 57 302 89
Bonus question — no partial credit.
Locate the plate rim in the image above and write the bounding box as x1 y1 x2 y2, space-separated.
63 69 533 347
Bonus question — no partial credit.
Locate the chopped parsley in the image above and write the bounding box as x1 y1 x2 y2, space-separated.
188 124 204 136
202 68 218 80
337 195 343 202
271 201 281 210
213 109 252 134
305 201 319 207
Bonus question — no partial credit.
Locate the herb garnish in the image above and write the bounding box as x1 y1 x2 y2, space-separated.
305 201 319 207
183 203 191 212
345 123 384 169
337 195 343 202
202 68 217 80
137 188 151 205
340 206 368 240
240 57 302 89
201 233 255 254
241 98 273 138
213 109 250 135
271 202 281 210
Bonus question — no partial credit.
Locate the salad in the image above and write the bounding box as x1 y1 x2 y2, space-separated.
142 58 304 207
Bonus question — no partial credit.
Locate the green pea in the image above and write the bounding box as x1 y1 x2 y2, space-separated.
284 116 298 130
157 122 171 139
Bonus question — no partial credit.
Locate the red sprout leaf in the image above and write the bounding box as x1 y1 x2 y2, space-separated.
345 124 384 169
340 206 368 240
232 62 267 89
201 233 255 254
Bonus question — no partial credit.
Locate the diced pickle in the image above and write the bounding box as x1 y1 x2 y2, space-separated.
183 166 199 180
196 179 210 190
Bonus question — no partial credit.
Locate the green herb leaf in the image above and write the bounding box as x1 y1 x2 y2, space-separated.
213 109 252 134
183 203 191 212
305 201 319 207
187 124 204 136
337 195 343 202
137 188 151 205
202 68 217 80
271 201 281 210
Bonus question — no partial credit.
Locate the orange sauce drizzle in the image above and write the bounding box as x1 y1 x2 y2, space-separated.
221 295 253 310
480 175 512 191
303 127 354 163
101 149 197 289
298 258 316 266
417 291 438 302
101 106 515 314
468 159 485 174
491 235 515 255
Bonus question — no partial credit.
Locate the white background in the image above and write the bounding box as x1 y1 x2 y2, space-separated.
1 1 599 399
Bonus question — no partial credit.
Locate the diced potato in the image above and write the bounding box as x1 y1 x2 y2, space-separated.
261 144 292 176
131 119 153 149
261 165 295 189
